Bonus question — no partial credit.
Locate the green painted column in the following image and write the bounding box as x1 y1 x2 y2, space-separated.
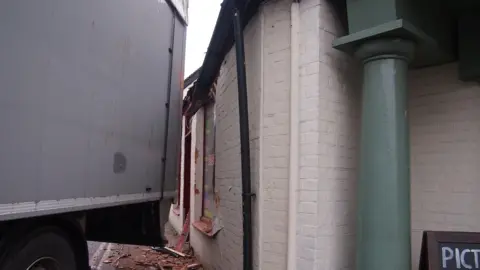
355 38 415 270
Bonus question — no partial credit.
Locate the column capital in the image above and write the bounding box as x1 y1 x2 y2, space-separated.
354 38 416 63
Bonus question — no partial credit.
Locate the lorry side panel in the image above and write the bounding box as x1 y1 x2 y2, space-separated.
0 0 185 220
163 15 186 194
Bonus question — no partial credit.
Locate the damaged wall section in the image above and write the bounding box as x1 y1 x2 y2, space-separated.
187 11 262 269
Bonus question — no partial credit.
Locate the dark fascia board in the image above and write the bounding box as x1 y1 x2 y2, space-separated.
184 67 201 89
189 0 262 109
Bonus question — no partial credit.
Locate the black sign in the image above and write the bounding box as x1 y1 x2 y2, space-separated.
420 231 480 270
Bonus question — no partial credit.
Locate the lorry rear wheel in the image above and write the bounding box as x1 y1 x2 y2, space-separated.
0 227 77 270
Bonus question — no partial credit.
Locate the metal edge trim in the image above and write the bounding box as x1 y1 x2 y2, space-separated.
166 0 188 24
0 191 177 221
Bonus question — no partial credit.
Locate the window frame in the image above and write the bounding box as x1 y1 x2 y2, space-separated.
201 102 216 222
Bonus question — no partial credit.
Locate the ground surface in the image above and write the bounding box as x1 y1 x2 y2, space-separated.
88 223 201 270
88 242 103 261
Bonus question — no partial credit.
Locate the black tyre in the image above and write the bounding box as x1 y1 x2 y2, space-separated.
0 227 77 270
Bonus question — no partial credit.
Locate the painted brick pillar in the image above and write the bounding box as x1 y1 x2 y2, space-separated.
354 38 415 270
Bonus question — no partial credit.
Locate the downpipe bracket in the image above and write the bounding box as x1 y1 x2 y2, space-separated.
242 193 256 199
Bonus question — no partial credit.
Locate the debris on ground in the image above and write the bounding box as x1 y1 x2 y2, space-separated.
158 247 187 258
185 263 202 269
102 244 202 270
101 222 202 270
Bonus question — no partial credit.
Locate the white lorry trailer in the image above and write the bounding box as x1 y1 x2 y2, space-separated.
0 0 187 269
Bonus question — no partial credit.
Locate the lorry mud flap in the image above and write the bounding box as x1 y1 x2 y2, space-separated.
85 201 167 246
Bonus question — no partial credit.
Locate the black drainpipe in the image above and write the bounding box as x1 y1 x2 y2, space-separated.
233 7 254 270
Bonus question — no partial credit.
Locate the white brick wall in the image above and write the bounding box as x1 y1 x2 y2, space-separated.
169 89 195 234
188 108 209 265
409 63 480 269
168 116 186 233
296 0 360 269
260 0 292 269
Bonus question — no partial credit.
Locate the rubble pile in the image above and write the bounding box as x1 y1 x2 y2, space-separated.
103 244 202 270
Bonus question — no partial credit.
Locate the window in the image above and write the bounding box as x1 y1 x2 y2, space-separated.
202 103 216 220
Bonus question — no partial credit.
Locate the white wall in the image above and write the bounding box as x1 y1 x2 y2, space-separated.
259 0 292 268
169 116 186 234
188 108 208 264
169 205 183 233
409 63 480 269
294 0 361 269
169 87 193 234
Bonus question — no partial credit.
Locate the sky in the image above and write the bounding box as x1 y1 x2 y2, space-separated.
184 0 223 78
